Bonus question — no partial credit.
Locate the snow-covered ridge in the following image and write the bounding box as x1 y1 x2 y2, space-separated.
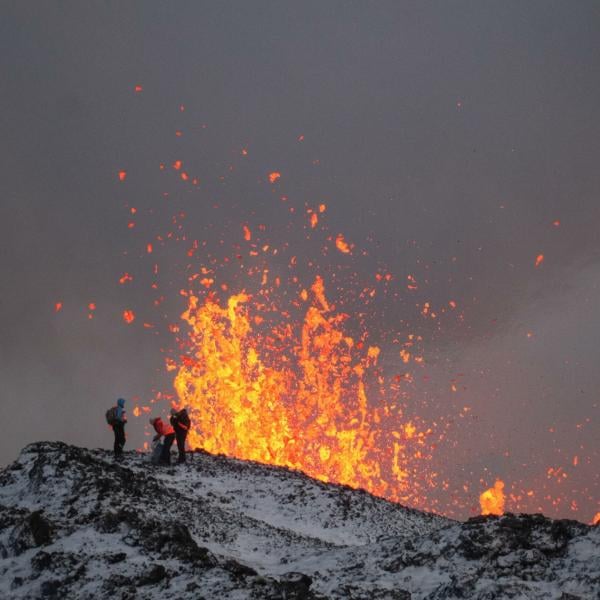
0 442 597 599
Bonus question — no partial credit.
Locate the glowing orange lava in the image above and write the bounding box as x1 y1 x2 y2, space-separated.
480 479 506 515
535 254 544 268
173 276 438 507
335 234 351 254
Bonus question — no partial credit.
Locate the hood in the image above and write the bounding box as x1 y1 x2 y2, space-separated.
117 398 126 408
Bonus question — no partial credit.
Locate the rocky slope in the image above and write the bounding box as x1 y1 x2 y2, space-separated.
0 442 597 599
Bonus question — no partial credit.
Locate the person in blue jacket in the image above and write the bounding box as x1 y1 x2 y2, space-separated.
112 398 127 459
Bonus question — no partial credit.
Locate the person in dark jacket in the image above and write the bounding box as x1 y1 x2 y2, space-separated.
170 407 191 464
150 417 175 465
112 398 127 459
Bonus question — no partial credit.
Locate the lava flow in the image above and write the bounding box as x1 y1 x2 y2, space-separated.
171 276 439 508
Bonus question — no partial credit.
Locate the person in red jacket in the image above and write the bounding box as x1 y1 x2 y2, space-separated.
150 417 175 465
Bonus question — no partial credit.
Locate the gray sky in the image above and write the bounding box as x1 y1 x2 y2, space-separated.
0 1 598 521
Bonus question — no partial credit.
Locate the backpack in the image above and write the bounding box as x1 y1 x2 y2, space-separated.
105 406 118 425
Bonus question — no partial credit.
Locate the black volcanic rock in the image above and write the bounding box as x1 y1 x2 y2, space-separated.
5 509 53 557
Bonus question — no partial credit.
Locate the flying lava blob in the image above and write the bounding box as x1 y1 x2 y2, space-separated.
535 254 544 268
335 234 352 254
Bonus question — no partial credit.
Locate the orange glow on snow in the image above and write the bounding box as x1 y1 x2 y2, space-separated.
480 480 506 515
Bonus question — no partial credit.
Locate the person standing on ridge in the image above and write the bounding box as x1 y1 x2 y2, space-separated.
150 417 175 465
170 406 191 464
106 398 127 460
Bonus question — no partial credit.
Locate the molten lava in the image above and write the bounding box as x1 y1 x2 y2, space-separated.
480 479 506 516
535 254 544 268
173 276 436 505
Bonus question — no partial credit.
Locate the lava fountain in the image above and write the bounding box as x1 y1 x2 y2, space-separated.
172 275 439 507
479 480 506 516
